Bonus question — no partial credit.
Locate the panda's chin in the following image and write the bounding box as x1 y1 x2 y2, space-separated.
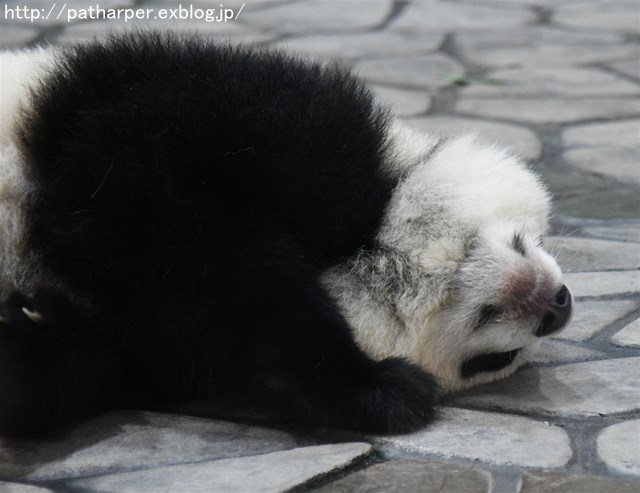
460 348 522 379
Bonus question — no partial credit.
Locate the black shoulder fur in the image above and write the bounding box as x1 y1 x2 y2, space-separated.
0 33 438 437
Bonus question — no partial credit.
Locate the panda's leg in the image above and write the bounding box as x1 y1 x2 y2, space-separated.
0 288 119 437
232 240 440 433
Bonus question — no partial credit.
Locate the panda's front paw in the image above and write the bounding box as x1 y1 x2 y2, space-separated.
0 289 73 334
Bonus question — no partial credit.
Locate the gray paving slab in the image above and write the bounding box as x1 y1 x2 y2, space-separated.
464 43 640 70
277 32 444 61
520 471 640 493
460 68 640 97
0 24 40 48
610 59 640 80
529 340 605 365
454 357 640 418
66 443 372 493
562 120 640 184
356 54 465 89
456 98 640 124
151 0 292 11
553 187 640 221
389 0 535 32
454 25 623 51
57 18 277 45
0 411 298 481
375 408 572 468
371 86 432 117
554 299 640 342
597 419 640 476
456 0 587 6
241 0 392 34
563 271 640 298
581 220 640 243
407 116 542 160
0 483 54 493
554 1 640 33
453 26 635 68
314 461 492 493
544 236 640 272
612 318 640 348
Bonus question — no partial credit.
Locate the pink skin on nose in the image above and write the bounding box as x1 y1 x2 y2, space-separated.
502 264 536 305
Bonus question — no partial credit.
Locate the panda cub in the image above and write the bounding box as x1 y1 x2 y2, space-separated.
0 33 572 438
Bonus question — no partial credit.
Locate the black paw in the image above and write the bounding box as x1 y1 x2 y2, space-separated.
0 288 74 334
300 357 440 434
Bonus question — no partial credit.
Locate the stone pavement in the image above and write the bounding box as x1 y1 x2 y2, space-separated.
0 0 638 491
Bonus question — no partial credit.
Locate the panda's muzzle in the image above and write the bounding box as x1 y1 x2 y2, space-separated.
535 284 572 337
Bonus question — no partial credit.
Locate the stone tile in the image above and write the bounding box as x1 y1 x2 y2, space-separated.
597 419 640 476
0 483 54 493
67 443 372 493
454 26 636 68
454 357 640 418
390 1 535 33
277 32 444 61
241 0 392 34
520 471 640 493
0 411 297 481
57 19 276 45
528 339 604 365
554 299 640 342
406 116 542 160
612 318 640 348
554 1 640 33
562 120 640 184
371 86 432 117
468 44 640 70
1 0 134 25
563 148 640 184
454 25 621 51
0 24 40 48
564 120 640 148
152 0 291 11
610 59 640 80
457 0 592 6
456 98 640 124
315 460 491 493
375 408 572 468
563 271 640 298
461 68 640 97
582 221 640 243
545 236 640 272
453 23 637 72
356 54 464 89
553 187 640 221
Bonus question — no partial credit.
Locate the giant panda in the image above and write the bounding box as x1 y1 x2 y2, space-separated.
0 32 572 438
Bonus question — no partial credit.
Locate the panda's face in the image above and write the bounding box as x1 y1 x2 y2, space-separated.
415 220 571 391
324 129 572 393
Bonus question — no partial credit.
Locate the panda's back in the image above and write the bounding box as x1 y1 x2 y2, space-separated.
12 33 393 297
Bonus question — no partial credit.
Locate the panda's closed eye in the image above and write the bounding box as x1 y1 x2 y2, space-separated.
474 304 502 330
511 233 526 256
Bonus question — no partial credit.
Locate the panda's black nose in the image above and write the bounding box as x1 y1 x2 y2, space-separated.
536 285 572 337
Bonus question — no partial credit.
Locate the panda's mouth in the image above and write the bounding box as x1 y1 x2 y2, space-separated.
460 348 522 379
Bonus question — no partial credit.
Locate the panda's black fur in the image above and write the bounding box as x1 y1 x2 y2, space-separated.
0 33 439 437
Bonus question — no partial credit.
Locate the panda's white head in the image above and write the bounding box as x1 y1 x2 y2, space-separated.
322 124 572 392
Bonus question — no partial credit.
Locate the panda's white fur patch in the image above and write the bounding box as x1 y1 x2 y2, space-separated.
0 47 59 296
323 120 565 392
